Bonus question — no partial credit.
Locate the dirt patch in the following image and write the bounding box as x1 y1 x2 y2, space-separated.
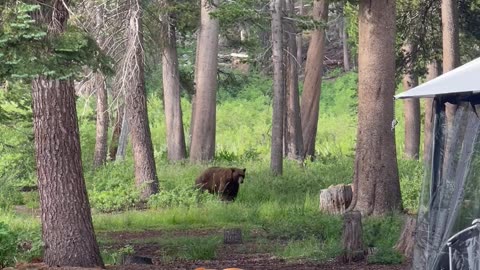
100 229 411 270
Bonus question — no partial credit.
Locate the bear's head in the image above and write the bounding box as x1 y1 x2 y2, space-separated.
231 168 246 184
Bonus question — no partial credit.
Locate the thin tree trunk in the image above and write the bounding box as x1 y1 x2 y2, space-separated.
109 104 124 160
116 107 129 161
299 0 329 158
162 11 187 161
348 0 401 216
341 2 350 72
190 0 219 162
284 0 304 161
93 74 109 167
32 77 104 267
402 43 420 160
124 0 158 199
424 61 440 163
296 0 304 69
270 0 285 175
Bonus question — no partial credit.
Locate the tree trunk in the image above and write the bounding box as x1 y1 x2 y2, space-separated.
342 210 365 263
319 184 353 214
93 73 109 167
190 0 219 162
116 108 130 162
109 104 124 161
162 11 187 162
284 0 304 161
341 2 350 72
394 215 416 259
124 1 159 199
424 61 440 163
296 0 304 69
32 78 104 267
402 43 420 160
348 0 401 216
270 0 285 175
299 0 329 158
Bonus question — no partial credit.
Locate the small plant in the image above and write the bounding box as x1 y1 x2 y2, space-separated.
148 186 215 209
0 222 17 267
102 245 135 265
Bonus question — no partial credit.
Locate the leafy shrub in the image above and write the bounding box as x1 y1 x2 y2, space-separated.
363 215 404 264
0 222 17 267
90 186 140 213
148 186 215 209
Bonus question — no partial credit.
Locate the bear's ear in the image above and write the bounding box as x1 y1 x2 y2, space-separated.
231 168 235 173
243 168 246 173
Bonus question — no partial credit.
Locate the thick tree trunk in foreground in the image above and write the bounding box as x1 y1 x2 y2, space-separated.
162 12 187 161
424 61 440 163
348 0 401 216
299 0 329 158
32 78 104 267
270 0 285 175
124 1 158 199
342 210 365 262
402 43 420 160
93 74 109 167
284 0 304 161
190 0 219 162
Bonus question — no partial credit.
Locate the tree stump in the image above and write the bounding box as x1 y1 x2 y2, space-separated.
224 228 242 244
394 215 417 258
319 184 353 214
342 210 365 263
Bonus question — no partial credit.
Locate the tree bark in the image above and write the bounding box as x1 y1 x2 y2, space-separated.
109 104 124 161
124 0 159 199
342 210 365 262
299 0 329 158
162 11 187 162
394 215 416 259
424 61 440 163
296 0 304 69
32 78 104 267
402 43 420 160
190 0 219 162
284 0 304 161
270 0 285 175
341 2 350 72
319 184 353 214
93 73 109 167
348 0 401 216
116 107 129 162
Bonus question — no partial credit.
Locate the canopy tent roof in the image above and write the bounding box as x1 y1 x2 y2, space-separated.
395 57 480 99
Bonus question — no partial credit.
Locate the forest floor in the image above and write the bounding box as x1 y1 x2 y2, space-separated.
98 229 411 270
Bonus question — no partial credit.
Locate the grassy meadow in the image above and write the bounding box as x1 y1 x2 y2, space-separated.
0 70 424 266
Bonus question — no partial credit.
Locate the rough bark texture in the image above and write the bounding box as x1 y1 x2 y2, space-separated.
32 78 104 267
299 0 329 158
342 210 365 263
423 61 440 163
283 0 304 161
394 215 416 259
319 184 353 215
190 0 219 162
270 0 285 175
348 0 401 216
162 11 187 162
341 2 350 72
402 43 420 160
93 74 109 167
109 104 124 161
224 228 243 244
296 0 304 69
124 1 159 199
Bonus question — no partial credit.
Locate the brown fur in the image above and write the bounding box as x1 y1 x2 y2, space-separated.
195 167 246 201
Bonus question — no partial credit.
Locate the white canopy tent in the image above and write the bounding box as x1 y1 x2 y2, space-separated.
394 57 480 270
395 57 480 99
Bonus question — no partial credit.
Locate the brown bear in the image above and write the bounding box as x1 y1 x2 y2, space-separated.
195 167 246 201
